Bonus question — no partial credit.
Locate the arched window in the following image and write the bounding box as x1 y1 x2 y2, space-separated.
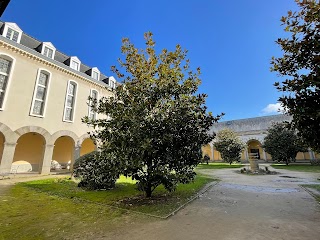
0 54 14 110
30 69 51 117
63 80 77 122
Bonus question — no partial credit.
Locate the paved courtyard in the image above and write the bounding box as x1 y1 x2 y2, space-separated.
113 165 320 240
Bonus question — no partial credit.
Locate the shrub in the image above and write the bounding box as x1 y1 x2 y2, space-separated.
73 151 121 190
202 155 210 164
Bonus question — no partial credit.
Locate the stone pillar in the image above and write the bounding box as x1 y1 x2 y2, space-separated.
244 147 249 161
0 142 16 173
308 148 315 160
209 142 214 161
249 159 259 171
71 144 81 172
40 144 54 174
263 149 267 161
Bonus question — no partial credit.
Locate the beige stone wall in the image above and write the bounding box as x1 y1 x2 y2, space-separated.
0 45 112 137
0 40 112 173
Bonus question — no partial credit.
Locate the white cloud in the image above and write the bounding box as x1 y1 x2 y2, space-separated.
261 103 284 115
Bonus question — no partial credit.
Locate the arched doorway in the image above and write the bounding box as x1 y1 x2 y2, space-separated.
247 139 263 160
12 132 45 173
0 132 4 164
52 136 75 171
80 138 95 156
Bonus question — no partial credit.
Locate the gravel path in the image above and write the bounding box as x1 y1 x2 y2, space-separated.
114 164 320 240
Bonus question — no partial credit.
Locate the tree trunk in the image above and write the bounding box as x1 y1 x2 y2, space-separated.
145 185 152 198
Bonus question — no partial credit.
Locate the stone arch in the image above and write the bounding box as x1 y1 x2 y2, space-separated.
78 133 92 146
51 135 75 171
50 130 78 172
15 126 51 144
80 139 96 157
13 132 46 173
50 130 78 146
0 122 18 143
247 139 263 160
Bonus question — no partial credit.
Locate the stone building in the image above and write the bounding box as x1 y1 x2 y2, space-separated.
0 21 116 174
202 114 319 162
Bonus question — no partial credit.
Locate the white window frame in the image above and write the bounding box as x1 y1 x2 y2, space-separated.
69 56 81 71
108 76 116 89
0 53 15 111
63 80 78 122
2 22 23 43
29 68 51 118
88 89 99 120
41 42 56 59
91 67 100 81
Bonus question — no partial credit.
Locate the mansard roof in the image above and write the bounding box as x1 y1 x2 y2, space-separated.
0 21 114 86
211 114 293 134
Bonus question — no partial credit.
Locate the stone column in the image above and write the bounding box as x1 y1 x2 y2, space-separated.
308 149 315 160
0 142 16 173
40 144 54 174
263 149 267 161
244 147 249 161
71 144 81 173
209 142 214 161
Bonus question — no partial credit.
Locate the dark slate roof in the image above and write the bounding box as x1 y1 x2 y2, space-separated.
0 21 113 87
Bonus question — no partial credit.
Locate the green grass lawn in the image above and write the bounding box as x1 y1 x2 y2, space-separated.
196 162 242 170
0 174 214 240
21 174 213 217
271 164 320 173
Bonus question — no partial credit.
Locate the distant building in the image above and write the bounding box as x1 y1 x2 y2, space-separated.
0 21 116 174
202 115 319 162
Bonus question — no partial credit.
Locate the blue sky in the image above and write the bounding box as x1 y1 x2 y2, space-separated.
2 0 299 121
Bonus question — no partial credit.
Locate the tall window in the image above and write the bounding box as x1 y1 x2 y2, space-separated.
89 90 98 120
31 70 50 116
43 46 53 59
6 28 19 42
0 57 12 109
64 81 77 121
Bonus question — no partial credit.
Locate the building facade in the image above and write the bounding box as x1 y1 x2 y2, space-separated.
202 114 319 162
0 22 115 174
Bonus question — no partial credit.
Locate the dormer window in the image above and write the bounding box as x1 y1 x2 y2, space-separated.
1 22 23 43
6 28 19 42
44 47 53 58
69 57 81 71
91 67 100 81
40 42 56 59
71 61 79 71
108 76 116 89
